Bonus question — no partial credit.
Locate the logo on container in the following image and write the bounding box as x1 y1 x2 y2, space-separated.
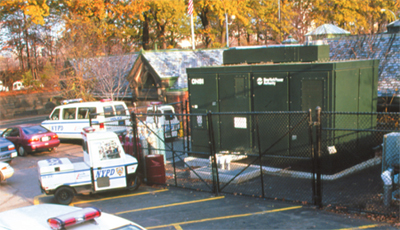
256 77 284 86
191 78 204 85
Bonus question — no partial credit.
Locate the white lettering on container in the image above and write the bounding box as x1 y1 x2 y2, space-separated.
191 78 204 85
256 77 284 86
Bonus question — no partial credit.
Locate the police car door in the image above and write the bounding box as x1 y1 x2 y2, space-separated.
59 107 77 137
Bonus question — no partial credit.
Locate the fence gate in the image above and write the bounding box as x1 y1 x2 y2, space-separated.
207 110 318 205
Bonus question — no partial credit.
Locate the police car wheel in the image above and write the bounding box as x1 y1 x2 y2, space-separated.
128 176 141 191
55 187 74 205
18 146 26 156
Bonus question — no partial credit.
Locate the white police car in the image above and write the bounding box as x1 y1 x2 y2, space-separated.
0 204 146 230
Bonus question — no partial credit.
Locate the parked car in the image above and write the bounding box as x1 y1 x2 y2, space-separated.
0 162 14 182
1 125 60 156
0 204 146 230
0 80 5 92
12 80 24 91
0 137 18 162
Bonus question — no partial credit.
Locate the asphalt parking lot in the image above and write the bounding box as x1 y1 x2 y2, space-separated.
1 147 399 229
32 183 397 230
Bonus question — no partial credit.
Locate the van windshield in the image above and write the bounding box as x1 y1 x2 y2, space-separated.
164 109 174 120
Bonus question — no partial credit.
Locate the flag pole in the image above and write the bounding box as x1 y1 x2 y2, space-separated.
191 13 195 50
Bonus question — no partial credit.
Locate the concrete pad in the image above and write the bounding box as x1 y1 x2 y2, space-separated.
190 165 260 184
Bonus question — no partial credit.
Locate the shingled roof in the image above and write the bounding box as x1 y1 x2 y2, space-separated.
141 49 224 89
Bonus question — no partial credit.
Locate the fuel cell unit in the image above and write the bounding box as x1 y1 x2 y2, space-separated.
187 45 379 174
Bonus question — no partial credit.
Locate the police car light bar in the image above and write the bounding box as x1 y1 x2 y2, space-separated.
100 98 112 102
47 207 101 230
62 98 83 105
83 127 96 133
150 101 162 105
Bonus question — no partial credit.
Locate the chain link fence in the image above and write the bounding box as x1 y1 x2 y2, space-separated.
102 108 400 217
320 112 400 216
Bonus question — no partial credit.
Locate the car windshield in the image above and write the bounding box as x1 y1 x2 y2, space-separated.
22 125 49 135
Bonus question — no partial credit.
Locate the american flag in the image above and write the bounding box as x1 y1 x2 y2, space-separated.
188 0 193 15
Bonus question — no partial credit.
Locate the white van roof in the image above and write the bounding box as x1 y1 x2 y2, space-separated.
56 100 127 108
147 104 174 110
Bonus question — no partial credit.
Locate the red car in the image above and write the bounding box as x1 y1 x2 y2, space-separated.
1 125 60 156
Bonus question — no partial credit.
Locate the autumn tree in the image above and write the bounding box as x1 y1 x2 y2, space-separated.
310 0 400 35
0 0 51 81
1 0 400 98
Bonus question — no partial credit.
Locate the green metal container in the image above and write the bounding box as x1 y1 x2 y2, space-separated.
188 59 379 159
223 45 330 65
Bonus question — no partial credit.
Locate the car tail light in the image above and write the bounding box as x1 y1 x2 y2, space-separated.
28 136 40 143
99 123 105 129
8 145 15 151
47 207 101 230
1 166 8 170
52 134 58 139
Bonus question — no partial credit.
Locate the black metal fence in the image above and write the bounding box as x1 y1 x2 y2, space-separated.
95 106 400 217
319 112 400 216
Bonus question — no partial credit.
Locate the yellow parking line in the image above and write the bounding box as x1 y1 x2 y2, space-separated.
174 224 183 230
335 224 387 230
173 224 183 230
33 194 47 205
115 196 225 215
146 205 302 229
70 189 169 206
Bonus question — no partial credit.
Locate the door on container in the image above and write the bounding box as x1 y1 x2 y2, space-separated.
252 72 289 155
218 73 251 152
357 67 376 152
290 71 328 157
188 73 219 153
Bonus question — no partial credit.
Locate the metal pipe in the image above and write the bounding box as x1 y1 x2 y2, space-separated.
315 106 322 208
226 13 229 47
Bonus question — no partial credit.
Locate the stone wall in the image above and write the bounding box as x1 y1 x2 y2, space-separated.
0 91 60 120
327 33 400 94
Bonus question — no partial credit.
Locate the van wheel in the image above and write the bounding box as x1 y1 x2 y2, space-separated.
18 146 26 156
128 176 141 191
55 187 75 205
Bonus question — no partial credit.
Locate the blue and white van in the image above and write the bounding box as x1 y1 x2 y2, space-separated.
41 99 131 139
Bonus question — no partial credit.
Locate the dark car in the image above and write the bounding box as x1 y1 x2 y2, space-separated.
0 137 18 162
1 125 60 156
